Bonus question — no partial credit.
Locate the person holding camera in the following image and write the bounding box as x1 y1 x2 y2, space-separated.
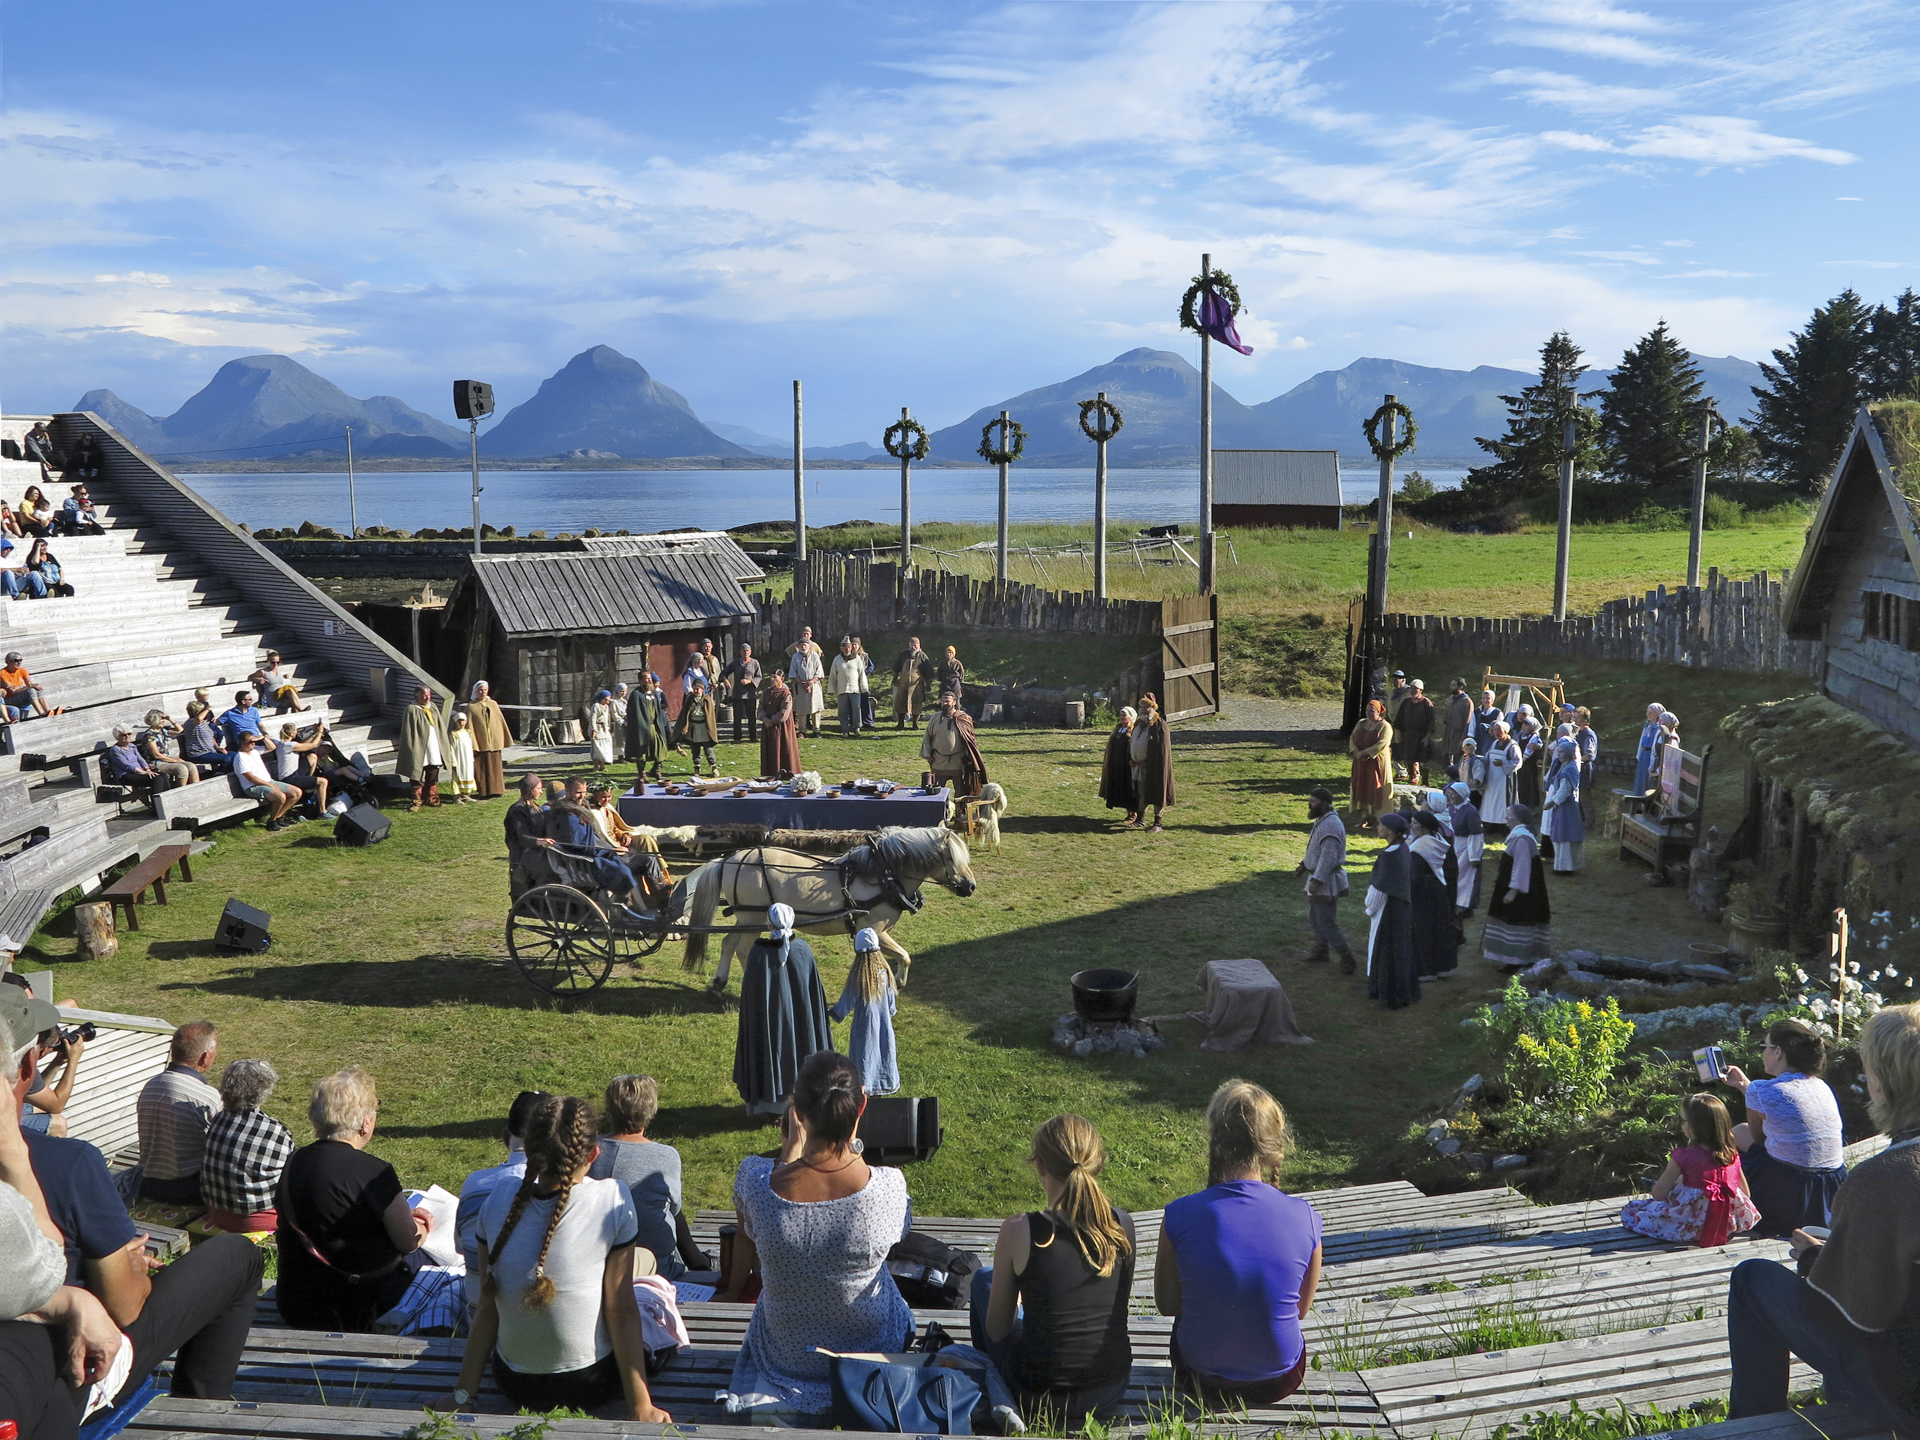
275 720 338 818
22 1022 85 1138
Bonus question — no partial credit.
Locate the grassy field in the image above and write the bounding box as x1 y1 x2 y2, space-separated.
30 650 1812 1219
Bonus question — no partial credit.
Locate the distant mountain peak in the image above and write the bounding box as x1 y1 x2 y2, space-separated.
478 345 748 460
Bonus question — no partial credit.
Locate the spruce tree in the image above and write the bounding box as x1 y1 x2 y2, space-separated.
1751 289 1872 493
1464 331 1603 507
1867 288 1920 399
1596 320 1706 492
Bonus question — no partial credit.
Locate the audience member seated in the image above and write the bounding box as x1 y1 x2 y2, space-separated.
24 538 65 597
589 1074 711 1283
69 434 102 481
505 772 550 900
232 732 303 831
21 420 60 478
972 1114 1135 1426
274 721 335 817
1729 1005 1920 1433
15 485 54 538
14 987 81 1137
1 541 48 601
274 1066 434 1333
1156 1080 1323 1412
535 779 645 903
0 650 59 720
5 986 264 1427
1726 1018 1848 1237
456 1089 550 1313
0 501 22 541
181 699 228 773
720 1050 913 1422
255 651 308 713
217 689 265 750
139 708 199 789
439 1095 672 1422
104 723 168 794
60 483 103 536
201 1059 294 1235
136 1020 221 1204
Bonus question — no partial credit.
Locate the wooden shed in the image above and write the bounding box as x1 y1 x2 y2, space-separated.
1782 403 1920 748
1212 450 1343 529
448 545 763 719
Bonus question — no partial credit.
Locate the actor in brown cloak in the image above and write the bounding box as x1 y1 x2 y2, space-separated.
758 674 801 780
1131 693 1174 832
1098 706 1138 823
466 681 514 799
920 692 988 799
1348 699 1392 824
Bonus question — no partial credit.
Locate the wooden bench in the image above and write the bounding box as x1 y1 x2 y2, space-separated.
1620 743 1712 870
98 844 194 930
152 774 263 831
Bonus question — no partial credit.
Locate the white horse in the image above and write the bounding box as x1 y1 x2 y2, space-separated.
681 825 977 992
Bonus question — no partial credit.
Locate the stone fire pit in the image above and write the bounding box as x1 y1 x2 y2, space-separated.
1051 1013 1167 1060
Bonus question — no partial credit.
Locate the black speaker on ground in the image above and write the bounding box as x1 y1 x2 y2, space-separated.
452 380 495 421
859 1096 943 1164
336 802 392 847
217 898 271 954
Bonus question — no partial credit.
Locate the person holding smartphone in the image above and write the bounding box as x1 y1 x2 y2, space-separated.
1725 1018 1847 1237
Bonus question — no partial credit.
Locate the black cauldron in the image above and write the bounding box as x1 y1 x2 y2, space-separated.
1070 968 1139 1023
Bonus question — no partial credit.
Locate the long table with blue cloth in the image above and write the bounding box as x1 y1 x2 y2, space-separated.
617 780 951 830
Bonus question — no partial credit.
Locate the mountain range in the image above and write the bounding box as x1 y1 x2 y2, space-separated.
73 343 1767 466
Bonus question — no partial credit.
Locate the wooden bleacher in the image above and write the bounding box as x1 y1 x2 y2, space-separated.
116 1178 1874 1440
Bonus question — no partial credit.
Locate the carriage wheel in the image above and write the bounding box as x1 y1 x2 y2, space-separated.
508 886 615 995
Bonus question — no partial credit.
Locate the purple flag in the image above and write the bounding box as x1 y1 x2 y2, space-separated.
1199 285 1253 356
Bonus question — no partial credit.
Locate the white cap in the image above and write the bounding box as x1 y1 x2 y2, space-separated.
854 927 881 951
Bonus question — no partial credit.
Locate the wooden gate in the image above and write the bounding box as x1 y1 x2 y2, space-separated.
1160 594 1220 722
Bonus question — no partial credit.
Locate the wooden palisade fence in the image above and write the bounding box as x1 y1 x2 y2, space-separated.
1379 568 1825 678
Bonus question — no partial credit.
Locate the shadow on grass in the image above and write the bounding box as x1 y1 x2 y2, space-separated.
652 1103 779 1141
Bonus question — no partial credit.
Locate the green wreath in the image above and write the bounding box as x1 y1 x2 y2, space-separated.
883 417 929 462
1078 397 1124 443
1364 400 1418 461
977 416 1027 465
1179 270 1244 335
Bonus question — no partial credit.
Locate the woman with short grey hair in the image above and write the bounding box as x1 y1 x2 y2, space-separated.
201 1059 295 1235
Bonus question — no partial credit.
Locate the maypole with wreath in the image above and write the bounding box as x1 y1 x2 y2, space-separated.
1180 252 1253 595
1079 393 1123 599
883 407 928 571
1346 394 1418 726
978 410 1026 583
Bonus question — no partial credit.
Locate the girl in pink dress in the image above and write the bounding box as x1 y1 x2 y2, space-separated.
1620 1094 1760 1247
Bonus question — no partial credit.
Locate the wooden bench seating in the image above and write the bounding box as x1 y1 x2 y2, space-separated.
1620 743 1712 870
153 773 264 831
99 843 194 930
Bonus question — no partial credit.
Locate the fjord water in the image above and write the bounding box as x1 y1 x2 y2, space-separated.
181 465 1467 536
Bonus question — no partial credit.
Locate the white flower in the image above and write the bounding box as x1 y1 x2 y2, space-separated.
1887 967 1901 978
1793 968 1809 983
1849 961 1863 973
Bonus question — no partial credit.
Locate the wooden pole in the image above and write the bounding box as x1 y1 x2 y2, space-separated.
1554 414 1576 621
1686 403 1715 588
792 380 807 621
345 425 358 538
996 409 1010 585
1094 391 1109 601
899 405 913 572
1198 252 1216 596
1369 395 1397 625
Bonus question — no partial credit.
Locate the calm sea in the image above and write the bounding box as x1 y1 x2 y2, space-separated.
179 465 1467 535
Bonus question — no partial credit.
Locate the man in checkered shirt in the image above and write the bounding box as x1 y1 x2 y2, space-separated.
200 1059 294 1233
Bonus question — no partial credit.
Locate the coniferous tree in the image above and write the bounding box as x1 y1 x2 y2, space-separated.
1751 290 1873 493
1708 426 1761 486
1463 331 1603 506
1596 321 1706 492
1867 289 1920 399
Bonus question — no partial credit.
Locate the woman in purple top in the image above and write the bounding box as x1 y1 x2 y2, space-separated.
1154 1081 1323 1409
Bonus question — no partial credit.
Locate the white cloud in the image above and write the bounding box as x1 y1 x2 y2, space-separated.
1489 67 1676 113
1542 115 1856 166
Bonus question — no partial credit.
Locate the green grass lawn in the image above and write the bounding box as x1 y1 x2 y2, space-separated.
28 652 1812 1219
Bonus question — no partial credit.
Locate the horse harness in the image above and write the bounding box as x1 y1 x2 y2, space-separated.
719 842 923 933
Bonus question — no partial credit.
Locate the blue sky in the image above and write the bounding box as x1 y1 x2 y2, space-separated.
2 0 1913 445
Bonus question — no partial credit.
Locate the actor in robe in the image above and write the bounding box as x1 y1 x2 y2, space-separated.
1632 702 1665 795
1385 671 1411 776
1456 737 1486 798
1129 692 1174 832
1443 678 1473 771
1445 781 1486 914
535 789 642 901
1365 812 1420 1009
587 688 619 770
672 675 721 776
1483 804 1553 966
1348 699 1393 824
1481 722 1519 833
1574 706 1598 824
758 673 802 779
921 691 989 799
625 672 670 783
1397 680 1436 787
732 903 833 1113
465 681 514 799
1297 786 1355 973
1099 706 1139 824
1513 706 1546 809
1543 737 1585 874
788 634 826 737
504 771 548 900
1473 689 1503 755
892 637 931 728
397 686 448 812
1410 810 1460 981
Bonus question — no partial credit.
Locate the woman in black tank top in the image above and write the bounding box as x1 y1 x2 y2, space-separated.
969 1116 1135 1425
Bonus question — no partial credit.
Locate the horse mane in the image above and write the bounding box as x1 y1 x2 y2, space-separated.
836 825 951 871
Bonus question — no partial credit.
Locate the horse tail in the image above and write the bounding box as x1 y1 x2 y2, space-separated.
682 859 723 972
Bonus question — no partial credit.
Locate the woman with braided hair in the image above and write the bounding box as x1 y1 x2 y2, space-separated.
444 1095 671 1420
972 1114 1137 1425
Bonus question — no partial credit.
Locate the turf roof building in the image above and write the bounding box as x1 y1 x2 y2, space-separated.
1210 449 1343 529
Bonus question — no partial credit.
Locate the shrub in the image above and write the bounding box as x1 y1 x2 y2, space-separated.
1475 978 1635 1129
1702 494 1746 529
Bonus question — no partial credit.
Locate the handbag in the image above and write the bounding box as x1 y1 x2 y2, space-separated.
828 1354 984 1435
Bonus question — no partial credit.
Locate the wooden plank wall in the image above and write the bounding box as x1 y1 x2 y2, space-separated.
1378 569 1825 678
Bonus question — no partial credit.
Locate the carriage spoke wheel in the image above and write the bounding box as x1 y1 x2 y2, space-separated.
508 885 615 995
